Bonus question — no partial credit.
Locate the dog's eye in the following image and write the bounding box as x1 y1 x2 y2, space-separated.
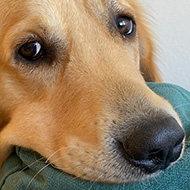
18 41 45 61
116 16 136 37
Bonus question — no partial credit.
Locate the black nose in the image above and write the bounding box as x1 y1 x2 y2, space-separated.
120 117 185 173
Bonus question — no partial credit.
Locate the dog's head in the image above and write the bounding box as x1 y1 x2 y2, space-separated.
0 0 185 183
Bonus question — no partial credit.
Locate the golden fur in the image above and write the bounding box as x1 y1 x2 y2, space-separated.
0 0 183 183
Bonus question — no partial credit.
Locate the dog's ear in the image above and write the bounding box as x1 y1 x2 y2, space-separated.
137 11 162 82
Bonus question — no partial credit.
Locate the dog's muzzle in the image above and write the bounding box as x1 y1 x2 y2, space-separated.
119 116 185 173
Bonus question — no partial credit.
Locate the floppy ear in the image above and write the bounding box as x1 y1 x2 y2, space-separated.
138 30 162 82
137 10 162 82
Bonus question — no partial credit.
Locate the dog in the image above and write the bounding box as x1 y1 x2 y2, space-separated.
0 0 185 184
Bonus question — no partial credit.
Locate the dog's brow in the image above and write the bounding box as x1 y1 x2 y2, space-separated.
110 0 121 11
109 0 134 16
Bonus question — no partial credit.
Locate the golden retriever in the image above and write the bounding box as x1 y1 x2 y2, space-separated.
0 0 185 184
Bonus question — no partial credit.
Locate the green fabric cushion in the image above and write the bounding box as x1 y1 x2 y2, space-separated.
0 83 190 190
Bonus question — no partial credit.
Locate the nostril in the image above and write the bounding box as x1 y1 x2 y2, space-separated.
148 149 164 161
171 141 184 163
174 135 184 148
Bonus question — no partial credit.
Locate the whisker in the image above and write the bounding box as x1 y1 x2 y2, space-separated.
173 103 190 110
20 157 45 172
87 174 104 190
25 163 52 190
25 156 64 190
45 147 65 164
45 146 78 163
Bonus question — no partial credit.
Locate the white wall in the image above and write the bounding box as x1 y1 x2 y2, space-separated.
142 0 190 91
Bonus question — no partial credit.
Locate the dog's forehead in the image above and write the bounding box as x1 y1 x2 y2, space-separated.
27 0 134 20
27 0 133 10
23 0 136 39
0 0 137 33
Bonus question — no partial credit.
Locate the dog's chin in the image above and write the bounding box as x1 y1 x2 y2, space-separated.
79 158 177 184
53 147 150 184
59 152 160 184
69 157 161 184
